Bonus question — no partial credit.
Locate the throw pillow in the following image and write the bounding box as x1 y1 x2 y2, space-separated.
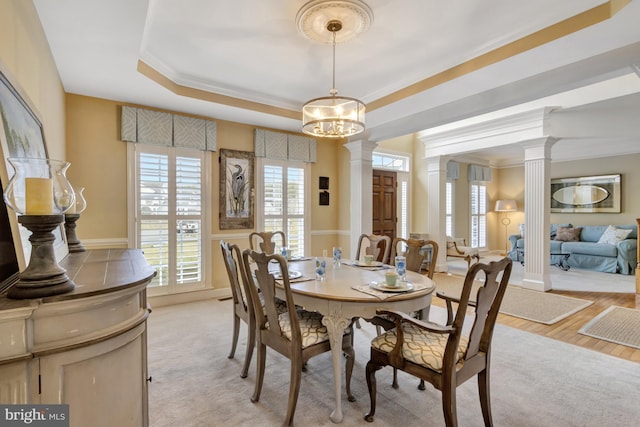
555 226 582 242
518 223 525 238
597 225 632 245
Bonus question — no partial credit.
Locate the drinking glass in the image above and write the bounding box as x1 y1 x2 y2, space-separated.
395 256 406 281
332 246 342 267
315 257 326 281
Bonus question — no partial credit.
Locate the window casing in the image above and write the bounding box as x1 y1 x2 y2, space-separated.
128 144 210 295
257 158 310 257
469 181 487 248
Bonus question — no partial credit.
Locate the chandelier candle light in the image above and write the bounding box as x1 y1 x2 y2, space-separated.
495 199 517 256
3 158 76 299
298 0 372 138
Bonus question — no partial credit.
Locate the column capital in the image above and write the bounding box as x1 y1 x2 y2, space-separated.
344 139 378 161
426 155 452 172
520 137 558 161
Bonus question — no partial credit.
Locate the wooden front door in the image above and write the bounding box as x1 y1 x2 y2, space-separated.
372 169 397 240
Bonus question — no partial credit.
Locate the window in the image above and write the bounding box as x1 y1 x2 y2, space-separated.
372 152 409 171
445 179 454 237
470 182 487 248
258 159 309 257
129 144 209 294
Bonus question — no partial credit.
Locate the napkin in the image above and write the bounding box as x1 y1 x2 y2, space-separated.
275 276 314 285
350 284 396 300
342 261 391 271
351 282 432 300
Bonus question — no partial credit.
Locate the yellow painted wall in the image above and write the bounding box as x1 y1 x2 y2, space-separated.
64 94 343 288
0 0 66 160
493 153 640 242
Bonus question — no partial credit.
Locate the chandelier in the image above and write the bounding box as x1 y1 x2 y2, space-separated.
297 1 373 138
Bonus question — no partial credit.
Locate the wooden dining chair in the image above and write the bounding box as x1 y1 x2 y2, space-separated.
220 240 256 379
242 250 355 427
249 230 286 254
390 238 439 278
355 234 392 264
377 238 440 387
364 257 513 427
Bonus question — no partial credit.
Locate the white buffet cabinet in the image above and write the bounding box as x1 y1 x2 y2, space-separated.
0 249 155 427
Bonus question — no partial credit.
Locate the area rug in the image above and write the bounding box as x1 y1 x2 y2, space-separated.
433 273 593 325
147 298 640 427
579 306 640 349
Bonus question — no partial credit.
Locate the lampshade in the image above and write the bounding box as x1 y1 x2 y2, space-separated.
297 1 372 138
495 199 517 212
302 94 365 138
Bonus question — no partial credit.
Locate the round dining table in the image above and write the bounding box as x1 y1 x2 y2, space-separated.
278 258 436 423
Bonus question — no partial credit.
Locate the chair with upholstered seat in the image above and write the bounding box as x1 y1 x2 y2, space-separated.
242 249 355 427
364 257 513 427
355 234 392 264
220 240 256 379
390 237 438 278
249 230 286 254
377 237 439 387
446 236 480 267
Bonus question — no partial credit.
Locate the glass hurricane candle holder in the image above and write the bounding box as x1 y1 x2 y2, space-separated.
3 158 75 215
2 158 76 299
64 186 87 253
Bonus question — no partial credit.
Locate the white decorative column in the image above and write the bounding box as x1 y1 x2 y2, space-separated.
345 139 378 258
426 155 450 272
521 137 556 291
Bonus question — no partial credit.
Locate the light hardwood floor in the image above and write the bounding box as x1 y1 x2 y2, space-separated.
432 289 640 363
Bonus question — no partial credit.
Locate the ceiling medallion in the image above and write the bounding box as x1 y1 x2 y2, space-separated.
296 0 374 44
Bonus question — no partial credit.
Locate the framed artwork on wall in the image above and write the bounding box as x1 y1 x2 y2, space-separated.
0 67 69 269
550 174 621 213
219 149 254 229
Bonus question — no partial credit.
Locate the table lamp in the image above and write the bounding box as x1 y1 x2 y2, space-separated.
495 199 517 256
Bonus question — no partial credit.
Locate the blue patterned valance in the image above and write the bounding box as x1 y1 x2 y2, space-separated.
254 129 316 163
121 106 217 151
467 164 492 182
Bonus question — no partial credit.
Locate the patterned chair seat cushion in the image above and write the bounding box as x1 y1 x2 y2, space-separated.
258 292 288 314
371 322 469 372
277 310 351 349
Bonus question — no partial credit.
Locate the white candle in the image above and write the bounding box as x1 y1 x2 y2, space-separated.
25 177 54 214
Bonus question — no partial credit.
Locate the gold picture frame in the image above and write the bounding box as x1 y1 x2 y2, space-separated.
550 174 621 213
219 149 254 229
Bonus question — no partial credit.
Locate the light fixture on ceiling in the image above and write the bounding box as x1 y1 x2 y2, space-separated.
297 0 373 138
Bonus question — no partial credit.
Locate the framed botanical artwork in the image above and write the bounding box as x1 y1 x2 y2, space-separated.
0 67 69 269
219 149 254 229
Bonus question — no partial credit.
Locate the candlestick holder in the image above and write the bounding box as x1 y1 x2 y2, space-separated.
64 186 87 253
7 215 75 299
3 158 76 299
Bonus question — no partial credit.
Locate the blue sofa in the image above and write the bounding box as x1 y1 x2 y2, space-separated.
508 223 638 274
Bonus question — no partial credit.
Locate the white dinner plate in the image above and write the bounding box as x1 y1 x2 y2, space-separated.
353 260 384 267
273 271 303 280
369 281 414 293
